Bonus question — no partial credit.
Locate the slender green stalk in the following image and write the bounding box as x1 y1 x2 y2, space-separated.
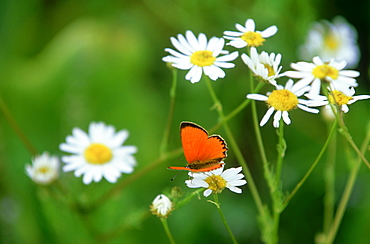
204 77 265 216
0 95 38 155
323 121 337 235
323 86 370 169
160 218 176 244
175 189 203 209
212 194 238 244
324 121 370 244
275 120 286 187
284 120 338 206
160 69 178 156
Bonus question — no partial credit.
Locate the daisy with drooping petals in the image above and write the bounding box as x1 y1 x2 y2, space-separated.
185 164 247 197
306 86 370 113
59 122 137 184
25 152 60 185
299 16 360 68
150 194 173 218
284 56 360 96
241 47 283 86
224 19 278 48
162 30 238 84
247 79 324 128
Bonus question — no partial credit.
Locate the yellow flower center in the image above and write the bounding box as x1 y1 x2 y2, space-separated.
205 175 227 194
241 31 265 47
324 32 340 50
190 50 216 67
312 64 339 80
328 90 353 106
263 63 275 77
84 143 113 164
267 89 299 111
37 166 50 174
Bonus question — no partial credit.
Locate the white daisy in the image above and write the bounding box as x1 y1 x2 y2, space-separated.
306 86 370 113
223 19 278 48
25 152 60 185
162 30 238 83
185 164 247 197
241 47 283 86
59 122 137 184
150 194 173 218
284 56 360 96
247 79 324 128
299 16 360 68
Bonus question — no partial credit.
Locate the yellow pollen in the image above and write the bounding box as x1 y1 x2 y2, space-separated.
84 143 113 164
205 175 227 194
324 32 340 50
190 50 216 67
263 63 275 77
312 64 339 80
241 31 265 47
267 89 299 111
328 90 353 106
37 166 50 174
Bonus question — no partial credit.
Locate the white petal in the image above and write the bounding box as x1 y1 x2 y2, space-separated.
261 107 275 126
260 25 278 37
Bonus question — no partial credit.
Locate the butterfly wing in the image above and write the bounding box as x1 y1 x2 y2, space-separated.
180 122 227 165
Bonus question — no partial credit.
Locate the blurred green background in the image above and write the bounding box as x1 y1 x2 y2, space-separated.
0 0 369 243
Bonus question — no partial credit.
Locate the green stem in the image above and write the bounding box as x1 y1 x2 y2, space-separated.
160 218 176 244
323 121 337 235
204 77 265 216
212 194 238 244
323 86 370 169
324 121 370 244
275 120 286 187
160 69 178 157
0 95 38 155
175 188 203 209
284 120 338 206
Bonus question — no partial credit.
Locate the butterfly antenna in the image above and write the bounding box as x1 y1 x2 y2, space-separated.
170 171 181 182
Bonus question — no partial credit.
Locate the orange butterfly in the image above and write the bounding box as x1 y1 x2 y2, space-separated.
168 122 228 172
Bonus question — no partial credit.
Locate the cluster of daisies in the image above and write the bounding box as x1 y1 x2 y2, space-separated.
26 122 138 185
157 17 370 203
163 18 370 128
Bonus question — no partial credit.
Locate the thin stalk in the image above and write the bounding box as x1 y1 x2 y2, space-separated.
212 194 238 244
0 95 38 155
160 218 176 244
284 120 338 206
324 122 370 244
323 121 337 235
160 69 178 156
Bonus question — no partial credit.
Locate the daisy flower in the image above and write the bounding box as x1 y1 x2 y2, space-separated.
284 56 360 96
59 122 137 184
25 152 60 185
299 16 360 68
162 30 238 83
306 86 370 113
241 47 283 85
247 79 324 128
223 19 278 48
185 164 246 197
150 194 173 218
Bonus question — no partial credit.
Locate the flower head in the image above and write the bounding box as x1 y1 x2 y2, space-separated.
241 47 283 85
162 30 238 83
150 194 173 218
185 164 246 197
299 16 360 68
306 86 370 113
25 152 60 185
59 122 137 184
284 56 359 96
224 19 278 48
247 79 323 127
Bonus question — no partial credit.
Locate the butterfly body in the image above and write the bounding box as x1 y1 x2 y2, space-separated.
168 122 227 172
